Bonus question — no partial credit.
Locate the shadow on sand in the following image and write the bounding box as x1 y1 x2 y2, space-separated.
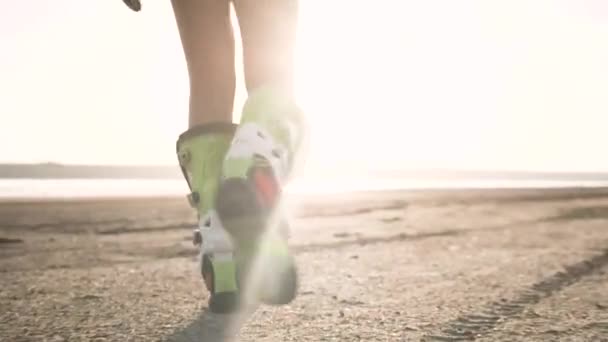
165 307 255 342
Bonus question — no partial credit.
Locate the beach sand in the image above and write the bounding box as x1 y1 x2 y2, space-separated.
1 188 608 341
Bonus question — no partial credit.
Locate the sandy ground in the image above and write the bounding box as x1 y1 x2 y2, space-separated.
1 188 608 341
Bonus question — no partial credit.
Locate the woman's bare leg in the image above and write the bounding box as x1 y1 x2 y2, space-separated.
215 0 304 306
233 0 299 96
172 0 240 313
172 0 236 126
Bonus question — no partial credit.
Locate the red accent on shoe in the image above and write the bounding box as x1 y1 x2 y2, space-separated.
253 168 279 208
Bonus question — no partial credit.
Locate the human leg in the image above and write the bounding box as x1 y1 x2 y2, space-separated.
216 0 307 305
171 0 240 313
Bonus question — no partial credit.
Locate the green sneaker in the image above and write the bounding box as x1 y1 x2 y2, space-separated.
176 122 241 313
216 87 308 305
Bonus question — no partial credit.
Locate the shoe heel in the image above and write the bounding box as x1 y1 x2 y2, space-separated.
202 254 240 313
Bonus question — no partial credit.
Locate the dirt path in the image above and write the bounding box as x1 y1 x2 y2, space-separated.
1 189 608 341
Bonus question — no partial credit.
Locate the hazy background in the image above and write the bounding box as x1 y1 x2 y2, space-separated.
1 0 608 174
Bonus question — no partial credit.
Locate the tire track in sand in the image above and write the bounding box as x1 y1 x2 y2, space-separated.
423 248 608 341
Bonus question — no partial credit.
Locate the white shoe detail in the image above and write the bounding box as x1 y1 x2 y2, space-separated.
197 210 234 256
225 123 290 183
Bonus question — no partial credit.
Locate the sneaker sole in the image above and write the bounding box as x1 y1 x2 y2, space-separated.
216 175 297 305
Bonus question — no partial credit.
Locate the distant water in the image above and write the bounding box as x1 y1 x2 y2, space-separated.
1 178 607 200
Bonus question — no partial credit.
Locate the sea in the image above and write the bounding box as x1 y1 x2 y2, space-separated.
1 178 607 200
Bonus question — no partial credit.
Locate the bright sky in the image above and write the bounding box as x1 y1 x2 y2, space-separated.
1 0 607 173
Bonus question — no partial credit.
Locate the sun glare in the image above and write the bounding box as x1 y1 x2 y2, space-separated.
1 0 607 171
291 0 608 172
292 1 495 172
